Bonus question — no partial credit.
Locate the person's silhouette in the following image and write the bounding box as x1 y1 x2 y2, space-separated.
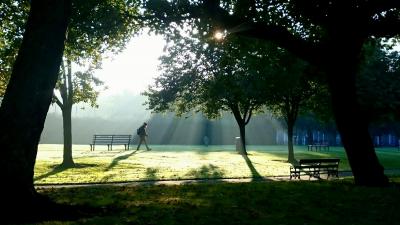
136 122 151 151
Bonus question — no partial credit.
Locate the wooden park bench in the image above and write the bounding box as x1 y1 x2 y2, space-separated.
290 158 340 180
307 142 330 151
90 134 132 151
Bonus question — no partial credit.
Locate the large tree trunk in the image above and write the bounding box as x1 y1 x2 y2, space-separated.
61 104 75 167
325 36 388 186
0 0 71 222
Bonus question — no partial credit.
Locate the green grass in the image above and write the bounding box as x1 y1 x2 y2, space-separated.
30 145 400 224
33 179 400 225
34 144 400 184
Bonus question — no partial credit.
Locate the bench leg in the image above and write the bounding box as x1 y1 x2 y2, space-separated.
311 170 319 179
331 170 338 178
290 169 301 180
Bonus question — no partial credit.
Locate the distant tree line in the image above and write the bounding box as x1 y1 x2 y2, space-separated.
40 112 400 147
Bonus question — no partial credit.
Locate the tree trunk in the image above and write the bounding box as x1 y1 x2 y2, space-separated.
306 128 313 145
325 37 388 186
0 0 71 222
61 104 75 167
231 105 248 155
59 60 75 167
287 118 296 163
238 121 247 155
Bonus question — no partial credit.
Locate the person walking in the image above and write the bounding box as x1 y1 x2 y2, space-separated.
136 122 151 151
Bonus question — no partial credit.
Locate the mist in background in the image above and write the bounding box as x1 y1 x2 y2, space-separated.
41 92 284 145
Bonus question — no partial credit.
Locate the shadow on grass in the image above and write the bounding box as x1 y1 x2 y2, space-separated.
105 150 139 171
34 163 98 182
146 167 159 180
185 164 225 179
241 154 263 180
138 167 161 185
32 179 400 225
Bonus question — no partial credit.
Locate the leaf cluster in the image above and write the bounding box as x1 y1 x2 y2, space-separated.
72 68 105 108
144 25 276 119
65 0 140 64
357 40 400 122
1 0 140 102
0 0 29 96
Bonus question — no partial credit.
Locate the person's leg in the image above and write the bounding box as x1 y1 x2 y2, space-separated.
144 137 151 150
137 136 143 150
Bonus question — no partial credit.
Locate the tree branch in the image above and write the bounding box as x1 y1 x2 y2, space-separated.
368 18 400 38
198 1 321 64
60 61 68 102
53 93 63 109
67 59 73 104
244 107 253 125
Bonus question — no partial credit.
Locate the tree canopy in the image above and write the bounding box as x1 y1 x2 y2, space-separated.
0 0 29 96
0 0 139 97
141 0 400 186
145 25 279 153
357 40 400 122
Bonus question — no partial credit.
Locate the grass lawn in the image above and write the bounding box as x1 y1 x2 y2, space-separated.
29 145 400 225
33 179 400 225
34 144 400 184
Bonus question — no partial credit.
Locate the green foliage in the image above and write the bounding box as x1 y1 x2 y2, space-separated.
263 50 323 124
1 0 140 102
72 69 105 108
66 0 139 63
357 41 400 122
53 0 140 109
142 0 334 124
144 23 278 122
0 0 29 96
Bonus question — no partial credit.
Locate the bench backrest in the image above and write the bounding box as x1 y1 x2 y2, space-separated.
111 135 132 144
93 134 131 144
311 142 329 146
299 158 340 165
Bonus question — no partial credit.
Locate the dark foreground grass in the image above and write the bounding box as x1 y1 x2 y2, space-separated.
33 178 400 225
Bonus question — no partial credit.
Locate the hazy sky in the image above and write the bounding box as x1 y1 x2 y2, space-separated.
48 32 166 118
95 32 166 96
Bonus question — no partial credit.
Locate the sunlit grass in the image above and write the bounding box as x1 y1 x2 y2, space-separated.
34 144 400 184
